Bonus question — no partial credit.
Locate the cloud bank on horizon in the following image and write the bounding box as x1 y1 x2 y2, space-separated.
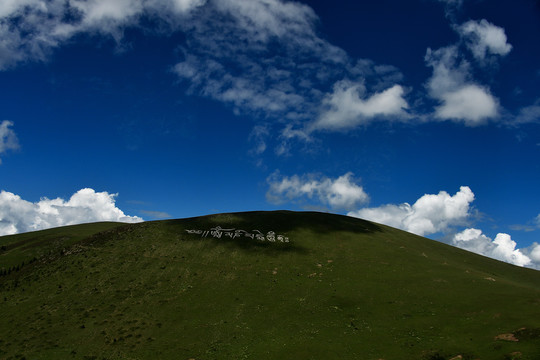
348 186 475 237
267 171 540 269
2 179 538 270
1 0 539 270
0 188 142 236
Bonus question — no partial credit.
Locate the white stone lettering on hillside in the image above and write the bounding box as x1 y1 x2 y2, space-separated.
185 226 289 242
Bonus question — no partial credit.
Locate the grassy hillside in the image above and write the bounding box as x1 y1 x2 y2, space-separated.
0 222 125 274
1 211 539 360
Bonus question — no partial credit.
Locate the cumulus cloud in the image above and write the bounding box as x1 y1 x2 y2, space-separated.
424 46 499 125
0 120 19 163
267 172 369 211
492 233 531 267
0 188 143 236
423 19 512 125
434 84 499 123
311 80 409 131
346 184 539 269
348 186 475 236
452 228 494 255
457 19 512 62
528 243 540 264
452 228 534 268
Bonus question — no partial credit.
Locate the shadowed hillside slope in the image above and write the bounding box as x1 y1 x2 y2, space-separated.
1 211 540 360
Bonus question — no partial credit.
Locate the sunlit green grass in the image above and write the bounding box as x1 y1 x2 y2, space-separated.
1 211 539 359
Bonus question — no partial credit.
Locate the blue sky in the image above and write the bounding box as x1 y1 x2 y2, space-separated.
1 0 540 268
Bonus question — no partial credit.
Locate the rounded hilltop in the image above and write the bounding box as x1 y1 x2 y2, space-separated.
1 210 540 359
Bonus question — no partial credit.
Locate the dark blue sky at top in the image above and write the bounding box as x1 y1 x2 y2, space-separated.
0 0 540 266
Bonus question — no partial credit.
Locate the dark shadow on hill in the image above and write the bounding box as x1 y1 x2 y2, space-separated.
160 210 383 254
177 210 382 234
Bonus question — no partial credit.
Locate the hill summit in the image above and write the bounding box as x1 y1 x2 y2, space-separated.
1 211 540 359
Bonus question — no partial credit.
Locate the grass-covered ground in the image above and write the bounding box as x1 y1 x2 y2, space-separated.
1 211 540 359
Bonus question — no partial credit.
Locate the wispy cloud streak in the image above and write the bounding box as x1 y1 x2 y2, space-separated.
0 120 19 164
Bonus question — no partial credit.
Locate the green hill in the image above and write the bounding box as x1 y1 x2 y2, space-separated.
1 211 539 360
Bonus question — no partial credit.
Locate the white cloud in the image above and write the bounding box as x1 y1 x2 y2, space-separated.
435 84 499 124
171 0 349 123
267 172 369 211
452 228 494 254
145 0 206 16
0 120 19 163
434 0 463 20
349 203 412 230
422 20 511 125
0 188 143 236
492 233 531 267
169 0 412 144
311 80 409 131
425 46 468 96
425 46 499 125
452 228 533 268
0 0 43 18
171 0 207 13
528 243 540 263
0 0 522 148
271 124 313 157
515 102 540 124
348 186 475 236
0 0 205 69
0 0 410 160
71 0 144 25
347 185 539 269
457 19 512 61
0 0 122 69
249 124 270 156
213 0 319 43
